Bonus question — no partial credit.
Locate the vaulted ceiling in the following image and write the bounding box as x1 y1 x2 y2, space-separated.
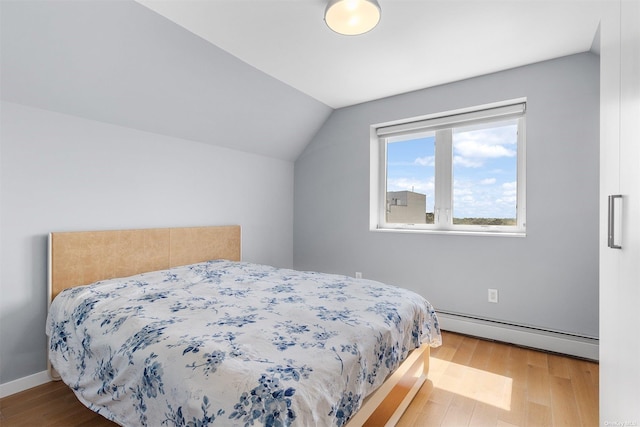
1 1 605 161
139 0 605 109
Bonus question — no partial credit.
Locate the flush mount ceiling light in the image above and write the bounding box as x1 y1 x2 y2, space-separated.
324 0 381 36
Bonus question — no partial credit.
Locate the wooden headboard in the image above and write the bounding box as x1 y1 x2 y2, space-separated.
48 225 241 301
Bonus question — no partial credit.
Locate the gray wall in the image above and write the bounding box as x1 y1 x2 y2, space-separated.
294 53 599 338
0 101 294 384
0 0 331 162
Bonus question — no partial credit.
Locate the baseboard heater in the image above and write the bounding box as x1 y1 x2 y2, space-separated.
436 310 599 361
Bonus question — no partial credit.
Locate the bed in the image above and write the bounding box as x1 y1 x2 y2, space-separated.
46 226 441 426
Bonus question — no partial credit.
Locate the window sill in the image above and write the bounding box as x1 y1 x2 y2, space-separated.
371 226 526 238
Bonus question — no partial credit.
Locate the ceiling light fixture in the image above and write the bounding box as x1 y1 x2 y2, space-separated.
324 0 381 36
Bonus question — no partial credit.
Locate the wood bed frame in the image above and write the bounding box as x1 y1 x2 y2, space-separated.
47 225 430 427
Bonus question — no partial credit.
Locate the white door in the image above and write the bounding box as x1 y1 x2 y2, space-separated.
600 0 640 423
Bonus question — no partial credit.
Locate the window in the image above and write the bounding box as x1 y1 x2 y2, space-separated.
371 100 526 235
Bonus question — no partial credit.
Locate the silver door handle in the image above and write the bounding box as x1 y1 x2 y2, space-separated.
608 195 622 249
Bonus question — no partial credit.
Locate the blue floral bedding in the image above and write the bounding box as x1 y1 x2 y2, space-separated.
46 260 441 427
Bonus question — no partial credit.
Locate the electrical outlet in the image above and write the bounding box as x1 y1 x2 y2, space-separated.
488 288 499 303
355 272 363 279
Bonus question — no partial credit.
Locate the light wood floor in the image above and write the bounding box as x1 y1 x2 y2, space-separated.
398 331 599 427
0 331 598 426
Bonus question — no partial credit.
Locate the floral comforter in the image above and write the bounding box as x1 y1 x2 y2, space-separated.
47 260 441 427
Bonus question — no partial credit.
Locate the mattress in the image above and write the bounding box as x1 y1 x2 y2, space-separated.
47 260 441 426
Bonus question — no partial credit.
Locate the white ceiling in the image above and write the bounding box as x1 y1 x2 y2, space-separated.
137 0 606 109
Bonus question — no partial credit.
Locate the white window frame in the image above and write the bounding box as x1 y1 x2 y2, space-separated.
370 99 527 236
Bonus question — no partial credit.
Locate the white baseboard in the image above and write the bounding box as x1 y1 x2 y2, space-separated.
0 370 51 399
437 312 599 360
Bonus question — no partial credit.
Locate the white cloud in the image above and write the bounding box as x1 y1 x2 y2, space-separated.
452 178 517 218
454 140 516 159
451 124 518 169
387 177 434 194
455 123 518 145
454 187 473 196
502 181 517 194
414 156 435 166
499 181 517 203
453 155 483 168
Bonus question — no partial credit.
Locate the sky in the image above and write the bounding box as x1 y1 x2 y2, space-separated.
386 119 518 219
